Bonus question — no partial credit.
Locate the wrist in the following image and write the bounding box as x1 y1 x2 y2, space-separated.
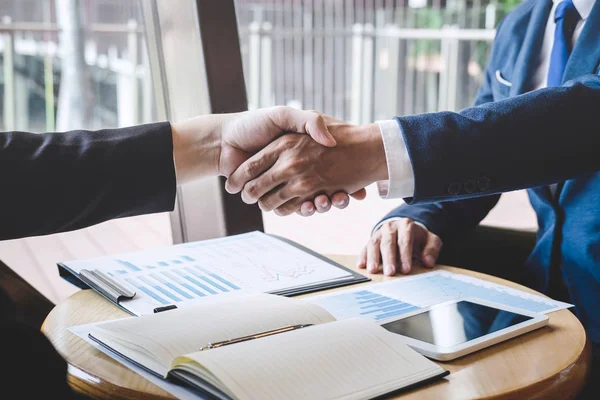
171 115 222 184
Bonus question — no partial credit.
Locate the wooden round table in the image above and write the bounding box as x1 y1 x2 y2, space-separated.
42 255 591 399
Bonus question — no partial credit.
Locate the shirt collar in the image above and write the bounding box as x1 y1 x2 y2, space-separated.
553 0 595 20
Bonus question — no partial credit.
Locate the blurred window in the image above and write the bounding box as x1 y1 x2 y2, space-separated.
0 0 156 133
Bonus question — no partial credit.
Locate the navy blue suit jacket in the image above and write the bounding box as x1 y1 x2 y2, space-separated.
380 0 600 342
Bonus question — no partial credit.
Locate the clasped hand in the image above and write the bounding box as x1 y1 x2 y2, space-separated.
224 112 388 216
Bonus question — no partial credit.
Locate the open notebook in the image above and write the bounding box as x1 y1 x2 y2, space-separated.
88 293 448 400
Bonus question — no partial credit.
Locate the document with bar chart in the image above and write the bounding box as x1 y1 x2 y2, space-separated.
307 270 572 324
58 231 366 316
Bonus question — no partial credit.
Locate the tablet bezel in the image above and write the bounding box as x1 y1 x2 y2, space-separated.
380 297 549 361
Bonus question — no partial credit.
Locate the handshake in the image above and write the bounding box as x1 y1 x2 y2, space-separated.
171 106 390 216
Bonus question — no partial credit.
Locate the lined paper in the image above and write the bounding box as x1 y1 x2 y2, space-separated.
176 318 444 400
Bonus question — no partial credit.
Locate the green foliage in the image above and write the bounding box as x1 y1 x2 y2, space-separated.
498 0 523 14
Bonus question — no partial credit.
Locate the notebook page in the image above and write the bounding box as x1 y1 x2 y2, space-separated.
174 318 444 400
89 293 335 375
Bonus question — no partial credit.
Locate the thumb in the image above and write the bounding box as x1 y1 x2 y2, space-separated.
349 188 367 200
421 233 442 268
267 107 337 147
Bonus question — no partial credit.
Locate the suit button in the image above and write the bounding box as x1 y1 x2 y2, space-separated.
478 177 490 192
448 182 462 196
464 179 476 194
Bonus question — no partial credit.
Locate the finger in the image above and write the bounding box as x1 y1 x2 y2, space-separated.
357 245 367 269
349 188 367 201
241 167 283 204
314 194 335 210
421 234 443 268
267 106 336 147
399 224 414 274
225 141 280 194
258 184 295 212
314 196 331 213
299 201 316 216
331 192 350 209
366 237 382 274
380 229 399 276
274 198 305 216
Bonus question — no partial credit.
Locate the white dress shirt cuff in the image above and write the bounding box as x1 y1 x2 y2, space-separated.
376 120 415 199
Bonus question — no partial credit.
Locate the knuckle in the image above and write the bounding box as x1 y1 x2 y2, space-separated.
313 113 325 126
243 181 260 199
431 235 443 248
297 178 316 193
243 160 260 177
380 236 394 247
381 221 394 231
279 134 296 147
288 156 305 170
273 105 289 117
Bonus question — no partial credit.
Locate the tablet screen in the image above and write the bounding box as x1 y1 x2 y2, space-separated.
381 300 533 347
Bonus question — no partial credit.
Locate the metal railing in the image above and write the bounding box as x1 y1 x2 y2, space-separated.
235 1 502 123
0 17 151 132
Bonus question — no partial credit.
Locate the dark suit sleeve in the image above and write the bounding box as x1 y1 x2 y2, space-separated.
0 122 176 240
400 73 600 204
375 52 503 240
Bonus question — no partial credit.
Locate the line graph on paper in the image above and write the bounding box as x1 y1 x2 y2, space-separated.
186 235 322 284
226 260 315 282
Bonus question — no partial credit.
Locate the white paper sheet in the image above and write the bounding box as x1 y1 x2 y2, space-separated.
62 231 353 315
308 270 573 323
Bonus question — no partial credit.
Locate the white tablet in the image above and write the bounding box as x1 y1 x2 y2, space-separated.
380 298 549 361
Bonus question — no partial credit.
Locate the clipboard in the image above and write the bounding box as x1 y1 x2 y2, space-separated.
57 232 370 316
77 269 136 304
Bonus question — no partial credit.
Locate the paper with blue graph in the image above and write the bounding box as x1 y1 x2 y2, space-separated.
59 231 359 316
308 270 573 323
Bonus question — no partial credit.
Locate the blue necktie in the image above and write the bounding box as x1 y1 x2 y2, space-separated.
547 0 581 87
547 0 580 197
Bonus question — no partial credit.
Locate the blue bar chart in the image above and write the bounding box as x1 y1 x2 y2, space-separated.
194 266 241 290
162 271 206 298
117 260 141 272
125 278 169 305
312 290 420 322
112 255 208 272
114 260 244 307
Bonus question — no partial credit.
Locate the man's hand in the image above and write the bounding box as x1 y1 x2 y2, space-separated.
224 116 387 216
297 190 368 216
357 218 442 276
169 106 337 184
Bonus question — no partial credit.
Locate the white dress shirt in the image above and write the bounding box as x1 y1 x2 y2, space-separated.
376 0 593 201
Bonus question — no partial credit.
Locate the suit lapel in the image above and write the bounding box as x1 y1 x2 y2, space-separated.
512 0 553 203
562 0 600 82
510 0 554 96
556 1 600 201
